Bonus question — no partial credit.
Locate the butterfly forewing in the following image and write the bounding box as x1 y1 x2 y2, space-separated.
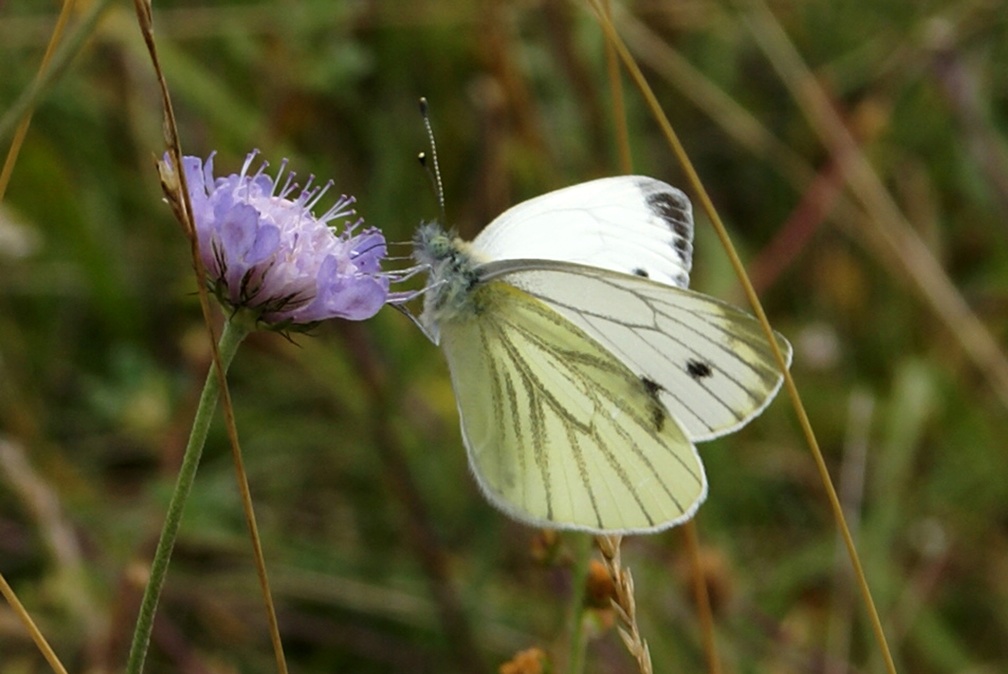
480 262 792 442
437 280 707 533
471 176 695 289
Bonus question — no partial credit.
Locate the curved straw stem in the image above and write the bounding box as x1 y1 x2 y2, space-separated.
736 0 1008 413
589 4 898 674
0 569 68 674
602 0 633 176
0 0 114 150
221 396 290 674
683 522 722 674
600 3 722 669
0 2 84 667
130 1 290 671
0 0 76 201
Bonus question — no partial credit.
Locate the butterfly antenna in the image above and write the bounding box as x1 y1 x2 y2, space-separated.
418 97 447 225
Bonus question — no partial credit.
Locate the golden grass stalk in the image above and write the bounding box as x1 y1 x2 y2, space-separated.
0 2 88 671
599 4 722 669
596 535 652 674
589 3 898 673
0 439 70 674
129 2 288 672
738 0 1008 411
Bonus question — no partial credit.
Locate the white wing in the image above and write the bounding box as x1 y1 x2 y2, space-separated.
470 176 694 288
478 262 792 443
438 278 707 534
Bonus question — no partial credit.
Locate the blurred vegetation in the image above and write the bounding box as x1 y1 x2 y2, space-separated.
2 0 1008 673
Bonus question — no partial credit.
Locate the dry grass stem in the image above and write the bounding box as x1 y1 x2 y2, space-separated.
682 522 721 674
0 437 96 633
0 438 71 674
596 535 652 674
624 5 1008 413
739 0 1008 413
590 6 898 673
0 0 75 202
131 2 288 671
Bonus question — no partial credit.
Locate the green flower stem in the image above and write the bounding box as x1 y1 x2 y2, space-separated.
126 315 252 674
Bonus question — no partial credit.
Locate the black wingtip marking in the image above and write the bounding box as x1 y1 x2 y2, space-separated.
641 376 666 432
632 268 650 278
671 237 691 264
686 359 713 380
646 190 693 241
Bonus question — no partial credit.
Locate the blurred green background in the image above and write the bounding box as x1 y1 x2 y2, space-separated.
2 1 1008 672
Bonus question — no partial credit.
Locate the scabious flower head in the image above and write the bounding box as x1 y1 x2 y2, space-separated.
179 150 389 328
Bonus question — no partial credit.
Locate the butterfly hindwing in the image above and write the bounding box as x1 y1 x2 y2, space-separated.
471 176 694 289
480 262 792 442
437 278 707 534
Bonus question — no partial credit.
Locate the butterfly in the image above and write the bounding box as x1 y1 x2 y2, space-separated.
413 176 791 534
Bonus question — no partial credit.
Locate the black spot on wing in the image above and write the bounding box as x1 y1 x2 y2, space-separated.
642 376 662 395
632 268 650 278
641 376 666 432
686 359 713 380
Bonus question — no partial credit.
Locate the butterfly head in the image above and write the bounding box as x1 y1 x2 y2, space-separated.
413 221 458 266
412 221 485 343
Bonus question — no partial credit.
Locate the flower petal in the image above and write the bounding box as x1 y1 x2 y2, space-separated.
182 151 390 327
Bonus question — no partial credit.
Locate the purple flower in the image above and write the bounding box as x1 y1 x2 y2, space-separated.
179 151 389 327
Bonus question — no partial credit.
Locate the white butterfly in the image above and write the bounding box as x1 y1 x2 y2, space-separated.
413 176 791 534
